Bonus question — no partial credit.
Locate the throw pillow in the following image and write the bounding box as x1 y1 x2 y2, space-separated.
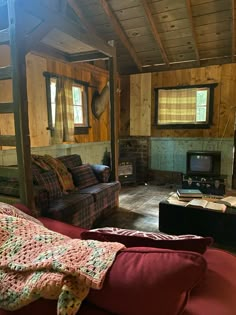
0 202 43 226
70 164 99 189
34 170 62 200
87 247 207 315
81 227 213 254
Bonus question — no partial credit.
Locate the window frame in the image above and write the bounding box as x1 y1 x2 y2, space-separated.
44 72 90 136
153 83 218 129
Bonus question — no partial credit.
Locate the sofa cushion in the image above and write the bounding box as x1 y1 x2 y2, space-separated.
34 170 62 200
183 248 236 315
57 154 82 169
80 182 119 201
87 247 207 315
46 192 96 229
81 227 213 254
0 202 43 226
70 164 99 189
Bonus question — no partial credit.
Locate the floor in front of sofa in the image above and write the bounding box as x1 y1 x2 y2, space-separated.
93 183 175 232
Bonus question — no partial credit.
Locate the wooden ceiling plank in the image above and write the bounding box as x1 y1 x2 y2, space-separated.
141 0 169 66
192 0 231 16
67 0 95 34
31 43 69 62
99 0 143 72
232 0 235 62
186 0 200 66
24 22 52 53
18 0 115 58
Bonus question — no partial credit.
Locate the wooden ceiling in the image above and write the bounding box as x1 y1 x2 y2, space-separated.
2 0 234 75
67 0 235 75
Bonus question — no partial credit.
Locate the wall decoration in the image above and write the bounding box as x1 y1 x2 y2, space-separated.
92 82 109 119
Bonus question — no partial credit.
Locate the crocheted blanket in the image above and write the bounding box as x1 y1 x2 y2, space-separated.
0 214 125 314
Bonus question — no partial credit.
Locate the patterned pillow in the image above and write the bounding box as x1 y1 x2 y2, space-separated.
34 171 62 200
0 202 43 226
81 227 213 254
70 164 99 189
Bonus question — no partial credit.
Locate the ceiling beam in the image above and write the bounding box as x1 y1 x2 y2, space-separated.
67 51 108 63
140 0 169 66
232 0 235 62
99 0 143 72
17 0 115 58
186 0 200 66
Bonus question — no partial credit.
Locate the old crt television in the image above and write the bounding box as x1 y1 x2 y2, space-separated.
186 151 221 177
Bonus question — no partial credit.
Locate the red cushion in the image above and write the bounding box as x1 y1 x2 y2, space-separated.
81 229 213 254
183 248 236 315
38 217 87 239
87 247 207 315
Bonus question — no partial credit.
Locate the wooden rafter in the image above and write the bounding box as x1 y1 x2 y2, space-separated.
17 0 115 58
186 0 200 66
68 51 108 63
232 0 235 62
140 0 169 66
99 0 143 72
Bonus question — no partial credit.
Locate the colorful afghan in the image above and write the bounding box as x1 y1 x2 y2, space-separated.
0 214 125 315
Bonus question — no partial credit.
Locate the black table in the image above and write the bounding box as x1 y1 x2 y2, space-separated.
159 200 236 245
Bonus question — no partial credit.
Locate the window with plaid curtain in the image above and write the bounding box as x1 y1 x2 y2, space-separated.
154 84 217 128
44 72 90 142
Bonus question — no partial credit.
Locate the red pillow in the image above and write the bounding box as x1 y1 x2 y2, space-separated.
87 247 207 315
81 228 213 254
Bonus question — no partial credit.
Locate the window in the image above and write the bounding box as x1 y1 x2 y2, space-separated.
154 83 217 129
72 84 89 133
44 72 89 135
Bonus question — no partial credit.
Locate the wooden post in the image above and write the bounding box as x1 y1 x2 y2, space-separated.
108 52 118 181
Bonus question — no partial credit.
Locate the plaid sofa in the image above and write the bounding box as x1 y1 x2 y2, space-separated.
0 154 120 229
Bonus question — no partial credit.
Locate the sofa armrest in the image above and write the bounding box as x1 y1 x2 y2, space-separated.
91 164 110 183
39 217 87 238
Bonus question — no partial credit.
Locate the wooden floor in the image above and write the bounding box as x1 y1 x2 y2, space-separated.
94 183 174 232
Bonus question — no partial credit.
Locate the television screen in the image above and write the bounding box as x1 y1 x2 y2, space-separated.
190 155 212 172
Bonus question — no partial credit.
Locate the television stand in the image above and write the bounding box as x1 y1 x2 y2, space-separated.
182 174 227 196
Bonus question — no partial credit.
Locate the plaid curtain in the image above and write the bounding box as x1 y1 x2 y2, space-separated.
52 78 74 144
158 88 196 124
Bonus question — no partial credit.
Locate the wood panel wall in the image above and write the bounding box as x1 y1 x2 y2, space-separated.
0 49 112 149
130 73 151 136
120 64 236 139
